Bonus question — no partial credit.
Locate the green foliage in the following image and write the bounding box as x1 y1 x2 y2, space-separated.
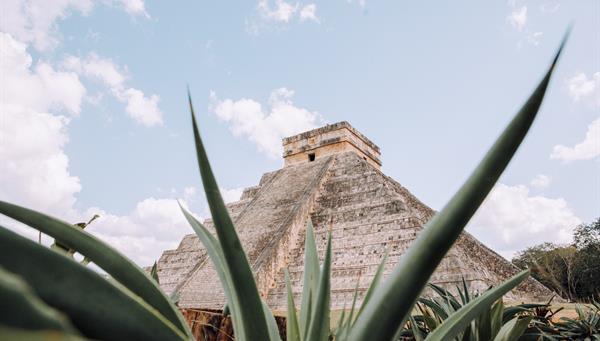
513 218 600 302
397 279 558 340
0 200 192 339
0 222 191 340
553 302 600 339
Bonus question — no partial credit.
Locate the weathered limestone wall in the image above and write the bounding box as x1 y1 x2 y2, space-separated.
153 121 558 312
283 121 381 169
175 156 334 309
253 156 334 296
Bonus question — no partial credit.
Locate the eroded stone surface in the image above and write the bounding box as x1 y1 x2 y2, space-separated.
154 122 556 310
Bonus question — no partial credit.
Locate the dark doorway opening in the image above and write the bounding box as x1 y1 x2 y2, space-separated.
308 153 316 162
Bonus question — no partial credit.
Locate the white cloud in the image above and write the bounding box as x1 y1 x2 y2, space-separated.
111 0 150 18
0 0 148 52
526 31 543 46
551 118 600 162
0 1 176 268
250 0 318 32
63 54 163 126
220 187 244 203
258 0 298 22
122 88 162 126
507 6 527 32
530 174 551 189
300 4 319 22
0 33 85 115
540 2 560 13
0 32 84 216
81 197 199 266
346 0 367 8
210 88 323 158
468 183 581 259
567 72 600 107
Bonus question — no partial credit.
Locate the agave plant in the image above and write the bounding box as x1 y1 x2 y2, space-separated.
394 280 566 340
0 31 569 341
553 303 600 340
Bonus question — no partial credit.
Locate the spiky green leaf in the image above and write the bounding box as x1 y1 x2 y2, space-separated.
285 269 301 341
188 92 271 340
426 270 530 341
0 226 188 341
0 267 78 335
300 219 320 338
306 233 332 341
347 32 568 341
493 316 533 341
0 201 189 337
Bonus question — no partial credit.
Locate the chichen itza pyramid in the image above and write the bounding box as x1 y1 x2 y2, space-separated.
155 121 554 310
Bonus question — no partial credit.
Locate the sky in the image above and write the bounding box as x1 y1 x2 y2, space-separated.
0 0 598 266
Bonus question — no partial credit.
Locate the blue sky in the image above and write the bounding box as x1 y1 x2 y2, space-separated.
1 0 598 265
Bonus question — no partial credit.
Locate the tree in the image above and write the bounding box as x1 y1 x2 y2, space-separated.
512 218 600 302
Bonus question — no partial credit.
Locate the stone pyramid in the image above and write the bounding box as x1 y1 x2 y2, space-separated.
155 122 554 311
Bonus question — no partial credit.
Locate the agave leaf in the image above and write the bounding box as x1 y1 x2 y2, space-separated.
457 285 467 307
417 302 439 331
262 300 282 341
354 250 388 322
179 205 244 338
333 279 357 341
0 266 79 334
477 297 492 341
426 270 530 341
493 316 533 341
306 233 332 341
409 315 424 341
344 278 361 329
420 298 450 322
0 325 88 341
335 306 347 337
188 92 271 340
0 201 190 337
462 278 471 304
430 283 461 311
300 219 320 338
151 262 160 284
285 269 301 341
347 33 568 341
0 225 188 341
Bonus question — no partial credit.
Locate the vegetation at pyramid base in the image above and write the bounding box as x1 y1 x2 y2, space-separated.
512 218 600 303
1 29 595 341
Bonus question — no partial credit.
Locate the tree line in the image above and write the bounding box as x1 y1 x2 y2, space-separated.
512 218 600 302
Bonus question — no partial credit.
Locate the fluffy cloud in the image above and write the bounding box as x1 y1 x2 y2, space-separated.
468 183 581 259
83 198 195 265
299 4 319 22
210 88 323 158
507 6 527 32
567 72 600 108
551 118 600 162
63 54 163 126
220 187 244 203
0 32 83 216
257 0 298 22
112 0 150 18
250 0 318 32
0 0 148 51
530 174 551 189
0 0 180 268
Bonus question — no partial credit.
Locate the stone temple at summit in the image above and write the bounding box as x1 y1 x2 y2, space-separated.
154 121 555 311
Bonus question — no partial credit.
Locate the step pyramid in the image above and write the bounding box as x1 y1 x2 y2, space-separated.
155 122 554 310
